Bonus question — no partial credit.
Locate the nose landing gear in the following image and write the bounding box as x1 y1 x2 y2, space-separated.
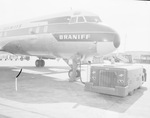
68 69 80 78
67 60 85 84
35 59 45 67
67 54 82 82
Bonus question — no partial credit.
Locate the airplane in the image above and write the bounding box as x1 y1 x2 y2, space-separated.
0 11 120 77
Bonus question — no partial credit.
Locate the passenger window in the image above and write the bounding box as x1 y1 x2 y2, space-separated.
78 16 85 22
70 17 77 23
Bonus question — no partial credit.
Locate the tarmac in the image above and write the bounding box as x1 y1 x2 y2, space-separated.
0 59 150 118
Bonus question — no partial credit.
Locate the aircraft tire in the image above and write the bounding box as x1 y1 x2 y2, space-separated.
41 60 45 67
35 60 40 67
35 59 45 67
128 90 134 96
68 69 80 78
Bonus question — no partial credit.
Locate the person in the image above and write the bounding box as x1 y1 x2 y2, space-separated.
69 53 81 82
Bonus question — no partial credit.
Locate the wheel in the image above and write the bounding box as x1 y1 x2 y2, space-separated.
35 60 40 67
68 69 80 78
76 70 81 78
128 91 134 96
138 86 141 89
35 59 45 67
26 56 30 61
143 68 147 82
41 60 45 67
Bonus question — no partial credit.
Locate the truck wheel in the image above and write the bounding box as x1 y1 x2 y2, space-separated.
128 91 134 96
138 86 141 89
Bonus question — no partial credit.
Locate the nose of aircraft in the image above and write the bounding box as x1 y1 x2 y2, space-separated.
96 24 120 55
113 32 120 48
103 24 121 49
97 23 120 49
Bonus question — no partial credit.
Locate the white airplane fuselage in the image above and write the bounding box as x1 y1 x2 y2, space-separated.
0 11 120 64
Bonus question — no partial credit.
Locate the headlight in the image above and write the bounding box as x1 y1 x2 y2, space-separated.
117 80 124 84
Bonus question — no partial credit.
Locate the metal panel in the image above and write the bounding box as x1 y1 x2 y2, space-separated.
99 70 117 88
86 65 145 97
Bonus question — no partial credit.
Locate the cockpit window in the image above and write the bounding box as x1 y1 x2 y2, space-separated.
78 16 85 22
84 16 101 23
70 17 77 23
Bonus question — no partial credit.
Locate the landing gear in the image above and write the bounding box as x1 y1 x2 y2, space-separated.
35 59 45 67
67 54 82 82
68 69 80 78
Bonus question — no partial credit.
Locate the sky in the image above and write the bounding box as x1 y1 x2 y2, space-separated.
0 0 150 52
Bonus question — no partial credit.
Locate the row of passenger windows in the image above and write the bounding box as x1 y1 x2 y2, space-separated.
0 26 48 37
29 26 48 34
